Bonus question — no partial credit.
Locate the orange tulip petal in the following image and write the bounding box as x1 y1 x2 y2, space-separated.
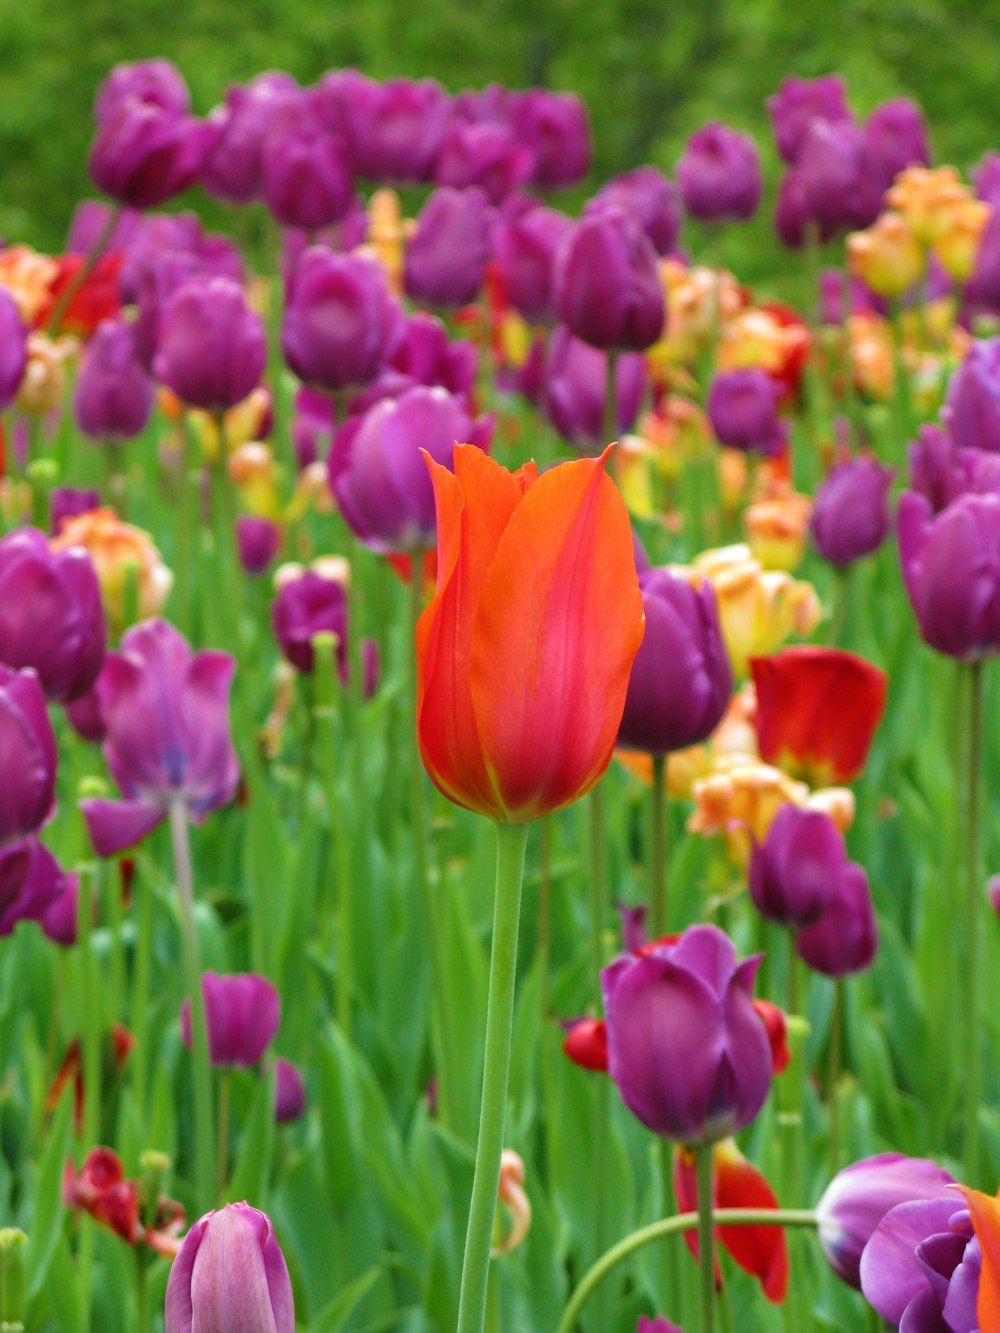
469 447 645 821
956 1185 1000 1331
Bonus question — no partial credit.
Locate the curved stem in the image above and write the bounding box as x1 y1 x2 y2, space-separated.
963 660 985 1182
695 1143 716 1333
456 821 529 1333
555 1208 818 1333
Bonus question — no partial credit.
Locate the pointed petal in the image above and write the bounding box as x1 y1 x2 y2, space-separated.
80 796 165 856
956 1186 1000 1331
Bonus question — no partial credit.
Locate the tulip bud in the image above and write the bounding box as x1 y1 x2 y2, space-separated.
767 74 852 165
273 1058 306 1124
154 276 267 412
749 805 847 928
677 122 762 223
511 90 591 189
74 319 155 443
180 972 279 1068
553 207 664 352
810 456 895 567
404 187 495 307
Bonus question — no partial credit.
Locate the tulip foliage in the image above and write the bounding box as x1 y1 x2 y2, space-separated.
2 53 1000 1333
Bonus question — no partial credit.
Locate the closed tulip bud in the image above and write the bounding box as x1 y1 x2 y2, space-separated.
590 166 684 256
617 569 732 755
493 206 573 326
967 210 1000 312
153 276 266 412
282 248 402 392
89 95 211 211
510 90 591 189
0 666 56 845
94 59 190 124
236 516 281 575
52 509 172 632
405 187 495 307
273 1057 306 1124
810 455 895 567
767 75 852 164
637 1319 684 1333
945 337 1000 454
435 121 532 204
677 123 762 223
271 566 377 695
0 529 106 703
165 1202 294 1333
543 326 647 450
749 805 847 928
181 972 280 1068
794 861 878 976
383 311 478 403
261 120 354 230
201 72 304 204
74 319 154 443
332 75 449 184
554 207 664 351
708 369 787 455
0 289 27 412
816 1153 956 1289
863 98 931 191
796 121 883 240
602 924 772 1144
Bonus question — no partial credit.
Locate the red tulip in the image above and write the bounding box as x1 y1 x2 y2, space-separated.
750 646 887 786
416 444 644 822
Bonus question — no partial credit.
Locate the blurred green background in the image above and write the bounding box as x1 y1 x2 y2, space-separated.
4 0 1000 291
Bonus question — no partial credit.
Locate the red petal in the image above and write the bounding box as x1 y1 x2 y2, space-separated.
562 1018 609 1072
714 1138 789 1304
753 999 792 1075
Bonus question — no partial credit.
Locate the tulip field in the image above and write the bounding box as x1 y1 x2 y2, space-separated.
4 56 1000 1333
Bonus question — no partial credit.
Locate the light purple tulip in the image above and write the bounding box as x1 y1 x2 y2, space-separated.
261 119 354 230
89 95 212 211
201 72 304 204
65 200 145 256
860 1197 980 1330
0 666 57 844
553 207 664 352
945 337 1000 454
164 1202 295 1333
637 1319 684 1333
794 120 883 242
180 972 280 1068
435 121 533 203
864 98 931 191
794 861 878 977
330 74 450 183
908 422 1000 513
510 90 591 189
601 923 772 1144
810 455 895 567
404 187 495 308
590 166 684 256
493 206 574 325
74 319 154 443
153 275 267 411
236 517 281 576
273 1057 306 1124
0 289 27 412
677 122 762 223
543 326 648 450
94 59 190 125
767 74 852 164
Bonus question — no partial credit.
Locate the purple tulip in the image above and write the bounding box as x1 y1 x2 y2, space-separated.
261 120 354 230
543 326 647 450
590 166 684 256
273 1057 306 1124
817 1153 958 1290
749 806 847 928
382 312 478 405
493 206 573 325
119 212 245 306
707 369 786 455
0 837 64 938
65 200 145 256
153 276 267 411
966 210 1000 313
553 207 664 352
201 72 304 204
617 569 732 754
0 529 105 703
794 862 878 976
945 337 1000 454
767 75 852 164
435 121 533 204
860 1197 980 1330
601 923 772 1144
810 455 896 567
0 289 27 412
271 568 378 694
94 59 190 125
793 120 883 242
74 319 154 443
330 74 450 183
50 488 101 537
510 90 591 189
41 869 79 947
898 489 1000 660
0 666 56 845
637 1320 684 1333
79 619 239 856
864 98 931 191
328 385 493 553
181 972 280 1068
282 247 403 392
164 1201 295 1333
236 517 281 576
89 95 212 211
974 152 1000 208
908 423 1000 513
677 123 762 223
404 187 495 308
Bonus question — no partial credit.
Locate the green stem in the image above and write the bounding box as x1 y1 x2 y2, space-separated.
695 1144 716 1333
650 754 668 935
963 660 985 1182
827 979 844 1175
78 867 101 1326
589 784 606 991
313 633 353 1038
129 875 154 1123
555 1208 819 1333
456 821 529 1333
169 799 216 1213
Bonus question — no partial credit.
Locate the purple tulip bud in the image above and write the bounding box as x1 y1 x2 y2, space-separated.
601 923 772 1144
261 120 354 231
966 210 1000 312
794 121 883 242
164 1201 295 1333
201 72 304 204
543 326 647 450
0 667 56 841
119 212 245 307
707 369 786 455
236 517 282 576
493 206 573 325
0 837 64 937
774 166 812 249
181 972 280 1068
767 75 852 164
50 488 101 537
94 59 190 125
974 151 1000 208
617 569 732 755
637 1320 684 1333
41 868 80 947
79 619 239 856
989 874 1000 918
677 123 762 223
945 337 1000 454
816 1153 957 1289
810 455 895 567
328 385 493 553
153 276 267 411
404 187 495 308
908 422 1000 513
66 200 145 256
0 529 106 703
383 312 478 405
510 90 591 189
273 1057 306 1123
89 96 212 211
270 568 347 674
74 319 154 443
0 289 27 412
860 1197 979 1329
863 98 931 191
337 76 450 184
794 862 878 976
749 806 847 928
898 489 1000 660
282 247 403 392
553 208 664 352
590 166 684 256
435 121 533 204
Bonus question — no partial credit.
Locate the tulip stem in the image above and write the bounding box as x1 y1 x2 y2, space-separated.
962 659 985 1183
456 820 529 1333
169 798 216 1213
695 1144 716 1333
650 753 668 935
554 1207 819 1333
130 869 155 1122
77 866 101 1327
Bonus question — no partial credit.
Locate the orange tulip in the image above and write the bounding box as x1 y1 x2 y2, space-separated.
956 1185 1000 1330
416 443 644 823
